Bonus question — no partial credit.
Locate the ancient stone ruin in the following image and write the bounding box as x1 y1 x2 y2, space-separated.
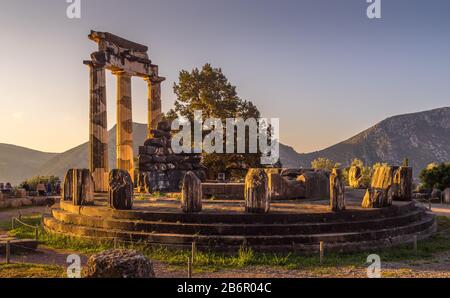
245 169 270 213
297 171 330 199
83 249 155 278
62 169 95 206
362 165 412 208
348 166 363 188
84 30 165 192
109 169 133 210
137 121 206 193
330 168 345 212
181 172 203 213
43 31 437 255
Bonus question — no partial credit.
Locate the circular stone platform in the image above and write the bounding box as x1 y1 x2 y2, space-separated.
43 191 437 253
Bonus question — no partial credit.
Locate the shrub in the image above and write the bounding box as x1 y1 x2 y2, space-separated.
419 163 450 191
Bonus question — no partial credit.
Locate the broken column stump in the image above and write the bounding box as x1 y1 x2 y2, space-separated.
330 168 345 212
181 171 202 213
393 166 413 201
348 166 363 188
245 169 270 213
109 169 133 210
362 188 393 208
62 169 95 206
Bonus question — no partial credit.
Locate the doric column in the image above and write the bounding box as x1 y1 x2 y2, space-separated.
145 77 163 138
86 62 109 192
114 71 134 181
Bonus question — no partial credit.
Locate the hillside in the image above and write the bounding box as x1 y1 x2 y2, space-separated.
0 144 57 185
290 107 450 175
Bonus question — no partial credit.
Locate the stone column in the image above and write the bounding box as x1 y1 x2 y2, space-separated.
115 71 134 181
145 78 162 138
87 63 109 192
330 168 345 212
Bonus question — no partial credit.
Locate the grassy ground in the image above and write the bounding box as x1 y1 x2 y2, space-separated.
0 263 65 278
3 215 450 274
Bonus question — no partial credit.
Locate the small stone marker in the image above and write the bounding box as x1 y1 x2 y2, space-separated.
181 171 202 213
330 168 345 212
245 169 270 214
109 169 133 210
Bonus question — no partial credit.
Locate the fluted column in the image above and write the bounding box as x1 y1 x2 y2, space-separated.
87 62 109 192
114 71 134 181
145 78 162 138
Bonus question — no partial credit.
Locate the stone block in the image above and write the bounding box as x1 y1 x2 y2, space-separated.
83 249 155 278
297 171 329 199
62 169 95 206
245 169 270 213
348 166 363 188
330 168 345 212
362 187 393 208
181 172 202 213
109 169 133 210
268 173 305 200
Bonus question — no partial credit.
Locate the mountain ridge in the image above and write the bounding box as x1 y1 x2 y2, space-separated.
1 107 449 184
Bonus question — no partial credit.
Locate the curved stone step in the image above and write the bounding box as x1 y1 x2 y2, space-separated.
43 213 435 248
59 200 418 224
51 207 426 236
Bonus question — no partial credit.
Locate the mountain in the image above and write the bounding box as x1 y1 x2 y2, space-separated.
0 144 57 185
1 107 449 184
35 123 148 180
280 107 450 176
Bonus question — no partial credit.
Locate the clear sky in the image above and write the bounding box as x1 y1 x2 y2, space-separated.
0 0 449 153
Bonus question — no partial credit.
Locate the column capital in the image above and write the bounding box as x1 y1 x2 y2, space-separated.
112 70 133 77
144 76 166 84
83 60 105 69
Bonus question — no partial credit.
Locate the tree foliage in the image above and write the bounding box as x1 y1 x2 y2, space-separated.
419 163 450 190
169 64 263 180
311 158 340 172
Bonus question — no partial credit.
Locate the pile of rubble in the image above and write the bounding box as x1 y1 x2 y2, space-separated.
137 121 206 193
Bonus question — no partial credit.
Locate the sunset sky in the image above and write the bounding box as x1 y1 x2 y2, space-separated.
0 0 449 154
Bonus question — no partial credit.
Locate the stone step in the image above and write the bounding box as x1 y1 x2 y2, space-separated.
43 213 435 250
59 200 418 224
51 207 426 236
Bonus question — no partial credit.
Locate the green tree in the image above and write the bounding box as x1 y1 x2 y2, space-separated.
419 163 450 190
311 158 340 171
169 64 263 180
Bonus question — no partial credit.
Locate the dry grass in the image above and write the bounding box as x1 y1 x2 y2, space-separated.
0 263 65 278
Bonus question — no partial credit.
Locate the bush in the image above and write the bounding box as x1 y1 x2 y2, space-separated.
311 158 340 172
419 163 450 191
